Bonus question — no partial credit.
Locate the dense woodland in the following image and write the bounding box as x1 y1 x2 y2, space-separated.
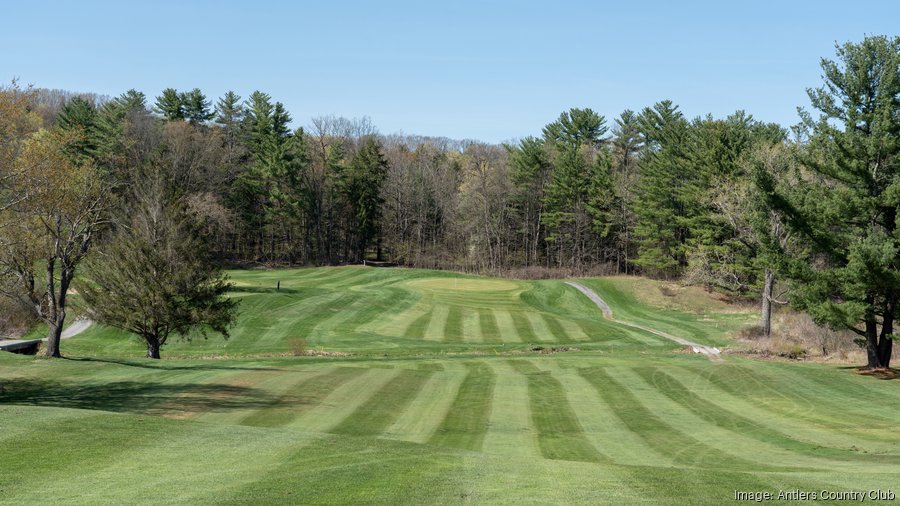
0 35 898 368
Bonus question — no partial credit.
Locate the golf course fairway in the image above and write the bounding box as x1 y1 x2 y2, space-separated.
1 266 898 504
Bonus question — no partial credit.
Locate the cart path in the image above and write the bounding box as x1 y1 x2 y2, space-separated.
565 281 723 363
61 318 93 339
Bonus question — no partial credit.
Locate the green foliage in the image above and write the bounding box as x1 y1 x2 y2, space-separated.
154 88 185 121
181 88 213 124
765 35 900 368
344 137 389 259
632 100 691 275
540 108 617 269
56 96 98 161
81 183 237 358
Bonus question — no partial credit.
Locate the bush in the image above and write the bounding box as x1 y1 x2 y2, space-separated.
0 298 37 338
736 311 863 363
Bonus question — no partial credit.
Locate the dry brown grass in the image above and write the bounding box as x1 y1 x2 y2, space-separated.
0 298 37 338
733 311 866 364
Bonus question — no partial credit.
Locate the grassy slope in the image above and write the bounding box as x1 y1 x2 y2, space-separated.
2 267 898 505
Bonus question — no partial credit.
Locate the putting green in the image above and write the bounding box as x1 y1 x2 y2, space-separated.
405 277 521 293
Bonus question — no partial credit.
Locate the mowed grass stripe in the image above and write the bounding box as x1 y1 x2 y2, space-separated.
667 365 900 455
461 308 482 343
555 370 674 467
429 363 496 451
684 364 900 442
443 305 464 342
510 311 539 343
385 364 467 444
285 368 397 433
611 367 821 471
402 307 433 339
480 362 537 458
478 309 503 343
634 367 900 466
524 312 558 343
525 369 605 463
423 305 450 341
330 368 435 436
493 310 523 343
578 367 787 471
239 367 365 428
344 286 419 334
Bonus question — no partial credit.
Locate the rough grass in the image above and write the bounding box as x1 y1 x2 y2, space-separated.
1 267 897 504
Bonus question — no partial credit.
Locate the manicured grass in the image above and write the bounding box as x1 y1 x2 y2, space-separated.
2 267 898 504
62 266 714 357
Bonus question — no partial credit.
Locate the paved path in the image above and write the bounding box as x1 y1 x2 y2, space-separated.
61 318 93 339
0 318 93 352
565 281 723 362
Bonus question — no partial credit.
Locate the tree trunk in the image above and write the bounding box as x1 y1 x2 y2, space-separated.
865 316 881 370
44 316 64 358
146 336 161 359
876 297 894 369
761 269 774 337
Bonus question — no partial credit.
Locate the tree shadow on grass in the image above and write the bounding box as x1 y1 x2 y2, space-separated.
63 356 285 372
228 285 300 295
836 366 900 380
0 378 278 415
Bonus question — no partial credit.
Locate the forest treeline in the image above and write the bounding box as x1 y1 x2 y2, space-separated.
1 35 898 368
23 86 786 287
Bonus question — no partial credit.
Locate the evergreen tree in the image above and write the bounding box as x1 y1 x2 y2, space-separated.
610 110 643 272
56 96 98 160
82 177 236 359
632 100 691 276
214 91 246 172
154 88 184 121
764 36 900 369
344 137 389 260
182 88 213 124
509 136 552 266
541 108 613 270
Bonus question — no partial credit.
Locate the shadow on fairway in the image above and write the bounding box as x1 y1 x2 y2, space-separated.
0 378 278 414
228 285 301 295
63 357 284 372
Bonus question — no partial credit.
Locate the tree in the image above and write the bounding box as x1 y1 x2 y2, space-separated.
0 128 112 357
610 110 643 272
182 88 213 124
632 100 691 276
541 108 613 271
766 36 900 369
154 88 185 121
81 177 237 359
509 136 552 267
344 137 389 261
56 96 98 160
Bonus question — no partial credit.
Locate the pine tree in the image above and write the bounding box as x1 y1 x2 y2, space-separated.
345 137 389 260
182 88 213 124
154 88 184 121
81 177 236 359
632 100 691 276
765 36 900 369
56 96 98 160
540 108 613 270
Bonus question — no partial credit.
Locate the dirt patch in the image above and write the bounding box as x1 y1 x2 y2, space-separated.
855 367 899 380
528 345 580 354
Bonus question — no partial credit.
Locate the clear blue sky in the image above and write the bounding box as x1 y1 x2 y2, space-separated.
2 0 897 143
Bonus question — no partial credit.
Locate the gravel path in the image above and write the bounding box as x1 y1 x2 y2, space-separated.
565 281 723 362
